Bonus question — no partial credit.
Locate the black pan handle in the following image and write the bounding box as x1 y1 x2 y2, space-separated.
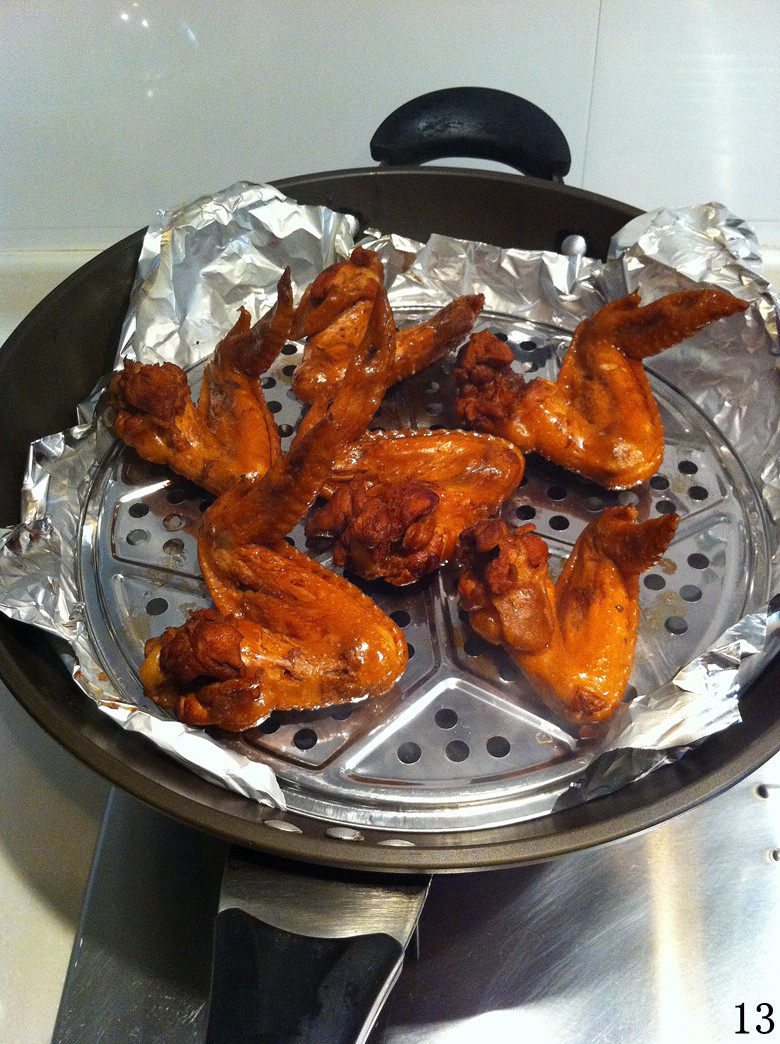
370 87 571 181
205 909 403 1043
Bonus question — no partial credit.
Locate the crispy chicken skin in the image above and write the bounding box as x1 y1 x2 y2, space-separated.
457 506 680 724
291 247 484 403
140 281 407 730
307 429 525 585
455 288 748 489
109 268 293 493
391 295 486 384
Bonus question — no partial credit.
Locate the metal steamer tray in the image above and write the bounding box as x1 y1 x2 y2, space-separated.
80 306 772 839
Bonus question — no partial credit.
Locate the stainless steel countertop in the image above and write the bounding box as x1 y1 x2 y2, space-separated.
374 754 780 1043
50 751 780 1043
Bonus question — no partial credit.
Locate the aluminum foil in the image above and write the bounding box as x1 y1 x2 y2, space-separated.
118 181 358 368
0 181 777 817
606 202 780 545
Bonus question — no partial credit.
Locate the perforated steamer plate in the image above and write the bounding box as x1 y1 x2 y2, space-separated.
79 309 772 835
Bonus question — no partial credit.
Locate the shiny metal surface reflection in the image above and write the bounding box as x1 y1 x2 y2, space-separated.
372 758 780 1043
54 754 779 1042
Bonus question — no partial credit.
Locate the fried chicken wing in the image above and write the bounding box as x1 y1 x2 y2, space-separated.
141 541 408 731
306 429 524 585
108 268 293 493
455 288 748 489
457 506 679 724
290 247 484 403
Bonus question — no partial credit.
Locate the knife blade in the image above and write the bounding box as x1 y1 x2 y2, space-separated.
206 849 430 1044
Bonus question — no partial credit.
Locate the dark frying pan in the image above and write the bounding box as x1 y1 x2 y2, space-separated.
1 89 777 875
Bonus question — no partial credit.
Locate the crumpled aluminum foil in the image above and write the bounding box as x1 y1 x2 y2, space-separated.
607 202 780 542
0 181 777 816
118 181 358 368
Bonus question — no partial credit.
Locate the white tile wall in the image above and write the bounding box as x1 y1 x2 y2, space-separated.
583 0 780 250
4 1 778 253
3 1 777 253
1 0 601 249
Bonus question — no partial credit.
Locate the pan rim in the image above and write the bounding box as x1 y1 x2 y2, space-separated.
2 632 777 872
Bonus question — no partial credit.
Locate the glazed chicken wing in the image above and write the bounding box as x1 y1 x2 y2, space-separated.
203 278 397 548
141 542 408 730
457 506 679 724
306 429 525 585
139 281 406 730
291 246 484 403
290 245 384 339
455 288 748 489
108 268 293 494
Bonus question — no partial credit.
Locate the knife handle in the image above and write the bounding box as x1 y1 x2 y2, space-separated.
205 908 403 1044
370 87 571 181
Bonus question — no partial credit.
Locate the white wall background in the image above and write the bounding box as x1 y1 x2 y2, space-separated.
2 0 778 253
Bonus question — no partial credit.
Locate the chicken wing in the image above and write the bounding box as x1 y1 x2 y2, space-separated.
202 278 397 548
139 281 406 730
108 268 293 493
457 506 679 724
455 288 748 489
291 246 484 403
306 429 525 585
290 245 384 340
141 541 408 731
